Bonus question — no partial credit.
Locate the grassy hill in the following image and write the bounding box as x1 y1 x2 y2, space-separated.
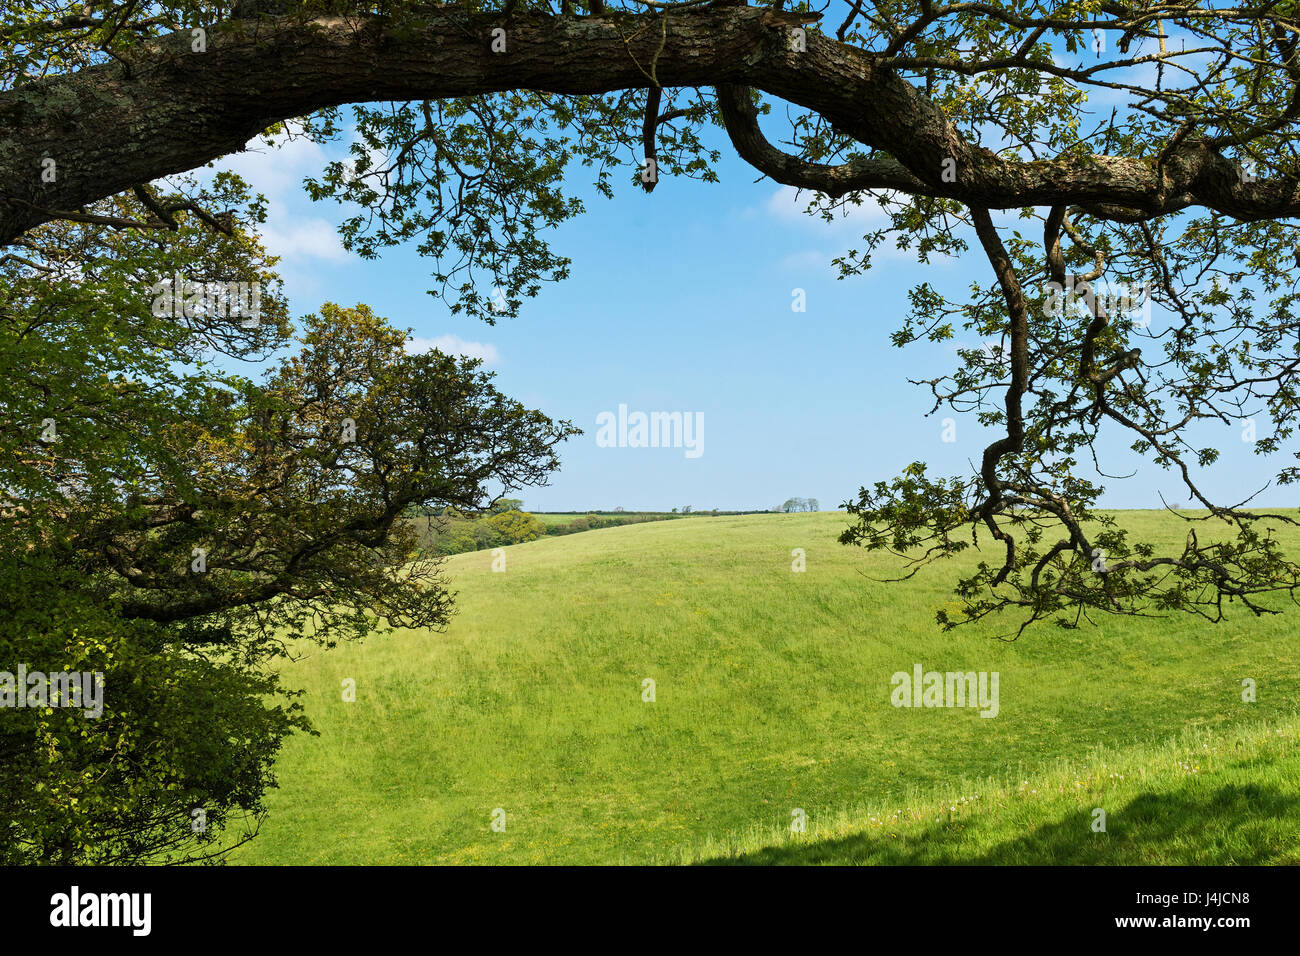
228 511 1300 865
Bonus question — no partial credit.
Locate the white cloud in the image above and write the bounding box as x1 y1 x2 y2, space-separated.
260 218 349 261
778 249 830 271
205 127 354 265
764 184 896 233
217 129 329 200
765 185 922 268
406 334 500 365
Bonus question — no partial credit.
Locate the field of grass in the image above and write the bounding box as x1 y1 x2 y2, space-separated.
688 716 1300 864
229 510 1300 865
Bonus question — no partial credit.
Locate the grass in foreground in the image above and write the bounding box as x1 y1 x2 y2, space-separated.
228 511 1300 865
686 715 1300 864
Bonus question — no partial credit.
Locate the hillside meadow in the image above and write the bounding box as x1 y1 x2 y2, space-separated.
228 510 1300 865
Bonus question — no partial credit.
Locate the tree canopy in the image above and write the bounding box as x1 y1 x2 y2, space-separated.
8 1 1300 618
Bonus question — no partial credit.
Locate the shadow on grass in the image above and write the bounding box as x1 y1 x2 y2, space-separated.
696 783 1300 865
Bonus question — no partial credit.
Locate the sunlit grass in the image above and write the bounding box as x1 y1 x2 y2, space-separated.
228 510 1300 864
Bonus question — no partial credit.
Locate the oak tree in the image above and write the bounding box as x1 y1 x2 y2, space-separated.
7 0 1299 634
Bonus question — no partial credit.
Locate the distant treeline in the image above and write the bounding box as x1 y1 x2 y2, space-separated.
541 512 679 536
536 508 795 518
403 499 546 557
403 502 821 557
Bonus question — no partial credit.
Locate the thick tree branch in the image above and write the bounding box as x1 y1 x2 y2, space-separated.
716 82 928 196
3 7 1300 245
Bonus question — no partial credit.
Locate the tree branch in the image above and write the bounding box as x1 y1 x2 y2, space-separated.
3 7 1300 245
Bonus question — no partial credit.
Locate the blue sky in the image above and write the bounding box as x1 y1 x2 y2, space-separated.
209 119 1290 514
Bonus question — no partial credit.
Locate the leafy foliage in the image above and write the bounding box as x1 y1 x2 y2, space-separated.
0 141 576 860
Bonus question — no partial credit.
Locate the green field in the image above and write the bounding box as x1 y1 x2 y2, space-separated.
229 511 1300 865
